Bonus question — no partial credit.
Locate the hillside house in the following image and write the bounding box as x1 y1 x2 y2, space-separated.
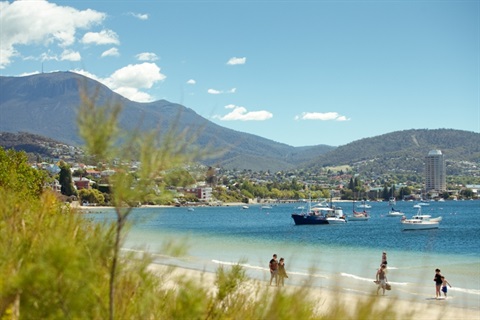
73 176 93 190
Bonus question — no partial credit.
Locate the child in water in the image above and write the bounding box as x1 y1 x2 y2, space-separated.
441 276 452 298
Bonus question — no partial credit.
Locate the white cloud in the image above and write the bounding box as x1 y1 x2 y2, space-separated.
294 112 350 121
208 89 221 95
61 49 81 61
101 47 119 57
113 87 152 102
207 88 236 95
0 0 105 68
107 62 165 89
136 52 158 61
186 79 196 85
71 69 103 82
72 62 166 102
19 71 40 77
213 105 273 121
226 57 246 65
81 29 119 45
129 12 149 20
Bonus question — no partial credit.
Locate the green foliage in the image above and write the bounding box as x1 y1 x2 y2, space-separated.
78 188 105 205
58 161 77 197
164 168 196 187
0 147 45 200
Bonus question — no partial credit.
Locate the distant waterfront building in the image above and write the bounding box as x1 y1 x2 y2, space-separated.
425 150 446 193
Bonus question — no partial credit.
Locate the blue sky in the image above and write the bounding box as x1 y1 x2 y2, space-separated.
1 0 479 147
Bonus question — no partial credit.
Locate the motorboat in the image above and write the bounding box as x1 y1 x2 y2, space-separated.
401 207 442 230
386 207 404 217
242 205 249 209
261 205 273 210
401 209 442 230
292 205 346 225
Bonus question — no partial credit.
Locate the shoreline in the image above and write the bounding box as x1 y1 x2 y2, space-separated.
147 262 479 320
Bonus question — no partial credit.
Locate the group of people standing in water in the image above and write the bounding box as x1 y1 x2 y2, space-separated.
376 251 452 298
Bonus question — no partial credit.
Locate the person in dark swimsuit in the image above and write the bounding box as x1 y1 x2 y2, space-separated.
269 254 278 286
434 268 443 299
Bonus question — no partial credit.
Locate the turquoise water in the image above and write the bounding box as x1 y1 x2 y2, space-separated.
88 200 480 310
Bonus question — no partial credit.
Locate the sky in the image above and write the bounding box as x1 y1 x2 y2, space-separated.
1 0 479 147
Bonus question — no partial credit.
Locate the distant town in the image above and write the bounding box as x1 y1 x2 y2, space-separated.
21 140 479 207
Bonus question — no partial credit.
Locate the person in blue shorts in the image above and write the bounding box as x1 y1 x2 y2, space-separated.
441 276 452 298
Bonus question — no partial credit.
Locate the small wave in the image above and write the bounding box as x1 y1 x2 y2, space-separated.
341 272 408 286
450 287 480 295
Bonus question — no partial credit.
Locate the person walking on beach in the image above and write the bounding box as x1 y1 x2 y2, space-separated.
277 257 288 286
269 254 278 286
434 268 443 299
376 264 388 295
441 276 452 298
381 251 387 267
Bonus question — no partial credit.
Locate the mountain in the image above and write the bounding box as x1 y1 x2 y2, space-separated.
0 72 334 171
1 72 478 174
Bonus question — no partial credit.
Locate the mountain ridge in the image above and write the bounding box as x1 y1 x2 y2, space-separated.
0 72 334 171
1 72 478 173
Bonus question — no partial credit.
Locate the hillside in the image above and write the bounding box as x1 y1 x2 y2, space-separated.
0 72 334 171
306 129 480 175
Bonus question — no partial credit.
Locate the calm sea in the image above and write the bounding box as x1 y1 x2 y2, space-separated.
88 200 480 310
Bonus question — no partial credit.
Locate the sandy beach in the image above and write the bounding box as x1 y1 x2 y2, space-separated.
147 263 479 320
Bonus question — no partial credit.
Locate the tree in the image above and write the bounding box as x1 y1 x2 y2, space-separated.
0 147 46 199
205 166 217 186
78 188 105 205
164 168 196 187
58 161 77 196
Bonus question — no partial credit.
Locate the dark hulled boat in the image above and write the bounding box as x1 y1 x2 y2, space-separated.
291 212 329 225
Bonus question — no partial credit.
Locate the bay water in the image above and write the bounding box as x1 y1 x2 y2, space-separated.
88 200 480 310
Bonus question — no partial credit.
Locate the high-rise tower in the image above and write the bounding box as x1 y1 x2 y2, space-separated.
425 150 446 192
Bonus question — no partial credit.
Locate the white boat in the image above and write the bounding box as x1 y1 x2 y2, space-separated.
356 201 372 209
348 200 370 221
401 208 442 230
261 205 273 210
187 207 195 212
348 211 370 221
325 206 347 224
389 196 396 206
242 205 249 209
386 207 404 217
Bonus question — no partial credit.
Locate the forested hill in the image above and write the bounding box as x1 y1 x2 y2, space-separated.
305 129 480 175
1 129 478 177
